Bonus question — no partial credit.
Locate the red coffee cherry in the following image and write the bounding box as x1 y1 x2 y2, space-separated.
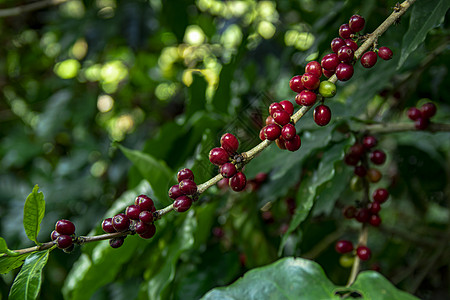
289 75 304 93
369 214 382 227
295 90 317 106
113 213 131 232
109 237 125 248
217 178 229 190
407 107 422 121
281 124 297 141
337 46 354 63
173 195 193 212
349 14 365 32
373 188 389 203
360 51 377 68
344 153 360 166
313 105 331 126
344 38 358 51
209 147 229 166
139 210 154 224
321 53 340 71
369 201 381 214
349 143 365 158
269 102 284 116
339 24 354 39
220 133 239 155
415 117 429 130
362 135 378 150
275 137 286 150
331 38 346 53
57 235 73 249
336 63 354 81
259 128 266 140
55 219 76 235
265 115 275 125
135 221 152 235
285 135 301 152
139 224 156 239
378 47 393 60
51 230 60 241
305 61 322 78
335 240 354 254
343 205 357 219
322 68 335 78
179 179 197 195
125 205 141 220
279 100 294 116
420 102 436 119
168 184 184 200
102 218 116 233
272 109 291 126
229 172 247 192
135 195 155 212
301 73 320 90
354 165 367 177
177 168 194 182
356 246 371 261
355 208 371 223
220 162 237 178
264 124 281 141
370 150 386 165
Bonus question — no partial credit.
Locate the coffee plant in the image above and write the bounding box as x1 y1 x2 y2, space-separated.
1 0 449 299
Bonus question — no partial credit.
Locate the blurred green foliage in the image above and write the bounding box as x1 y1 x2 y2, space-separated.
0 0 449 299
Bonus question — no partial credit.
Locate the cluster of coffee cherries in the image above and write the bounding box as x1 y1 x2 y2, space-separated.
168 168 198 212
259 100 302 151
335 240 371 261
209 133 247 192
407 102 437 130
51 219 76 252
101 194 157 248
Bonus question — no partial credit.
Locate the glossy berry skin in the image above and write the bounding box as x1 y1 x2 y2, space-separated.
269 102 284 116
125 205 141 220
369 201 382 214
350 143 365 158
281 124 296 141
301 73 320 90
420 102 436 119
373 188 389 203
173 195 193 212
179 179 197 195
295 90 317 106
370 150 386 165
51 230 60 241
407 107 422 121
331 38 346 53
322 69 335 78
276 137 286 150
319 81 337 98
337 46 354 63
279 100 294 116
357 246 371 261
339 24 354 39
305 61 322 78
229 172 247 192
369 214 382 227
321 53 340 71
209 147 229 166
265 116 275 125
168 184 184 200
272 109 291 126
259 128 266 141
112 213 131 232
135 195 155 212
109 237 125 248
135 221 152 235
345 38 358 51
56 235 73 249
55 219 76 235
336 63 354 81
335 240 354 254
415 117 429 130
139 224 156 239
378 47 393 60
285 135 301 152
360 51 377 68
354 165 367 177
220 133 239 155
217 178 229 189
264 124 281 141
139 210 154 224
355 208 370 223
349 15 365 32
289 75 304 93
177 168 194 182
102 218 116 233
367 169 382 183
220 162 237 178
363 136 378 150
313 105 332 126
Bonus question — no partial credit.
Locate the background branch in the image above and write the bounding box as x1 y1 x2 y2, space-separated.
0 0 67 18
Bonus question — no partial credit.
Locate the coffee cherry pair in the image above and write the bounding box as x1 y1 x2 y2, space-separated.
335 240 371 261
360 47 393 68
169 168 197 212
51 219 76 251
407 102 436 130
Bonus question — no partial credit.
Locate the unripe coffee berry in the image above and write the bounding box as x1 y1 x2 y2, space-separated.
318 81 337 98
378 47 393 60
264 124 281 141
407 107 422 121
179 179 197 195
279 100 294 116
321 53 340 71
229 172 247 192
370 150 386 165
102 218 116 233
337 46 354 63
220 133 239 155
173 195 192 212
305 61 322 78
135 195 155 212
285 135 301 152
335 240 353 254
177 168 194 182
295 90 317 106
209 147 229 166
125 205 141 220
220 162 237 178
349 15 365 32
301 73 320 90
56 235 73 249
272 110 291 126
269 102 284 116
281 124 296 141
373 188 389 203
289 75 304 93
313 105 332 126
331 38 346 54
420 102 436 119
336 63 354 81
367 168 382 183
360 51 377 68
139 224 156 239
112 213 131 232
356 246 371 261
139 210 154 224
109 237 125 248
339 24 354 39
168 184 184 200
55 219 76 235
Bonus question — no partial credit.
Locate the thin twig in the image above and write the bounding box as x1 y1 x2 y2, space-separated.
0 0 68 18
364 122 450 134
346 225 368 287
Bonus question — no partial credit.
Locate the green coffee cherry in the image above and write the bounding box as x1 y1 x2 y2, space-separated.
319 81 337 98
339 255 355 268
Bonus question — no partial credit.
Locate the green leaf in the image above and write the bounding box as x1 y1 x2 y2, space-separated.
0 237 8 253
118 145 174 205
9 250 50 300
398 0 450 68
186 73 207 119
23 185 45 245
0 254 31 274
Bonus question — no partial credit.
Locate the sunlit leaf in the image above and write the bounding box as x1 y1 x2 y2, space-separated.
23 185 45 245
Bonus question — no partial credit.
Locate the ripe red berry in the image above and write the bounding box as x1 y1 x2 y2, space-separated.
285 135 301 152
363 136 378 150
344 38 358 51
135 221 152 235
367 169 382 183
102 218 116 233
355 208 370 223
407 107 422 121
139 224 156 239
420 102 436 119
373 188 389 203
135 195 155 212
113 213 131 232
313 105 332 126
354 165 367 177
344 154 360 166
322 69 335 78
269 102 284 116
209 147 229 166
331 38 346 53
349 143 365 158
259 128 266 140
220 133 239 155
275 137 286 150
279 100 294 116
378 47 393 60
264 124 281 141
139 210 154 224
125 205 141 220
335 240 354 254
305 61 322 78
369 214 382 227
272 109 291 126
321 53 340 71
56 235 73 249
360 51 377 68
177 168 194 182
335 63 354 81
301 73 320 90
51 230 60 241
339 24 354 39
295 90 317 106
55 219 76 235
281 124 296 141
179 179 197 195
415 117 429 130
370 150 386 165
220 162 237 178
356 246 371 261
343 205 357 219
109 237 125 248
168 184 184 200
349 15 365 32
229 172 247 192
369 201 381 214
289 75 304 93
173 195 193 212
337 46 354 63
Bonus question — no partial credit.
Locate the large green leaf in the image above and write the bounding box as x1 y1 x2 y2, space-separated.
398 0 450 68
23 185 45 245
201 257 420 300
0 254 31 274
9 250 50 300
